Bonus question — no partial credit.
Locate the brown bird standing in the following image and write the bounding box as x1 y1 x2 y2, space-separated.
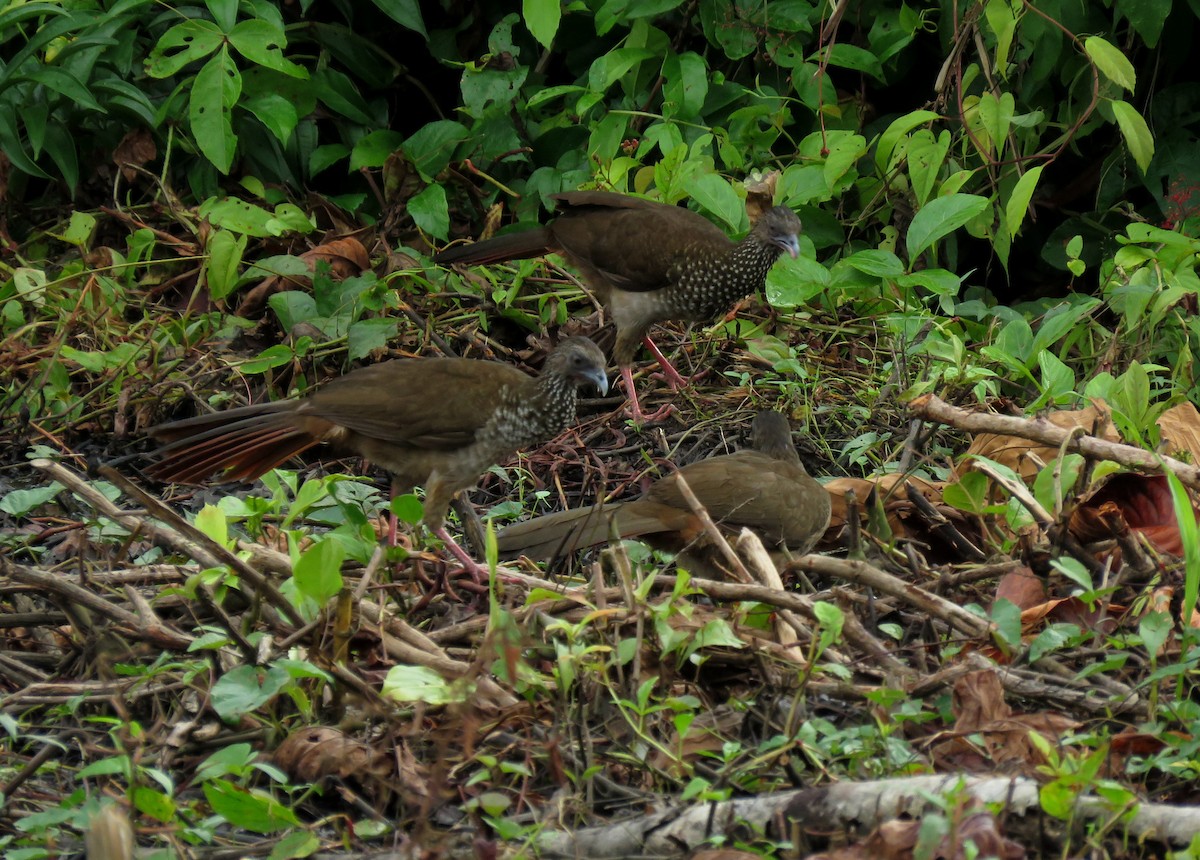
434 191 802 422
146 337 608 577
495 411 830 575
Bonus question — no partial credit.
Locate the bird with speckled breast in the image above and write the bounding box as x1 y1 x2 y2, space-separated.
434 191 802 422
144 337 608 579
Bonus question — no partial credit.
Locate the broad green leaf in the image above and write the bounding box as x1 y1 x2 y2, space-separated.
1110 99 1155 173
906 129 951 207
21 67 103 111
391 494 424 525
0 483 63 516
194 504 229 546
203 779 299 833
905 193 989 260
1118 0 1169 48
241 92 299 145
204 229 246 300
382 664 473 704
211 664 292 721
370 0 427 37
765 253 828 307
984 0 1016 73
663 51 708 118
348 318 398 362
190 47 241 174
977 91 1014 159
685 174 745 233
350 129 404 170
293 538 345 605
842 249 904 278
1084 36 1135 91
1005 164 1044 239
401 120 468 181
408 183 450 240
523 0 560 48
146 19 223 78
229 20 306 77
1165 468 1200 624
823 43 884 80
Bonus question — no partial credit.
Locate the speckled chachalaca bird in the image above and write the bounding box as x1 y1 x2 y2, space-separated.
146 337 608 577
434 191 802 422
495 411 830 574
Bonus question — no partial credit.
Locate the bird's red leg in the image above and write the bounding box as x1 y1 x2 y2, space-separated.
621 365 674 424
432 526 492 583
642 336 687 389
642 336 709 391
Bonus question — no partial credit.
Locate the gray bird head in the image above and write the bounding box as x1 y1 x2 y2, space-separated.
759 206 802 258
548 336 609 396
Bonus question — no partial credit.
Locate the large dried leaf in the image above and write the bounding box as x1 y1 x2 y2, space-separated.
954 400 1118 482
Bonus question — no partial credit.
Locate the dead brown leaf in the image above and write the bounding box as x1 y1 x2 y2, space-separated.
112 128 157 181
955 400 1118 482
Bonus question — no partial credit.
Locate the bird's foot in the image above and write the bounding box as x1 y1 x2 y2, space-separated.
433 526 492 583
621 366 675 425
651 366 709 390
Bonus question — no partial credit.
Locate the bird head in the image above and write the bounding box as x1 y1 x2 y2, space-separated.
549 336 609 396
761 206 802 258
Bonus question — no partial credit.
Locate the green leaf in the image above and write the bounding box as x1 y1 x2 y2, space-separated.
348 319 398 361
190 47 242 174
293 538 345 605
204 229 246 301
203 779 299 834
146 19 224 78
875 109 941 170
241 92 299 145
842 249 904 278
684 174 746 233
1165 468 1200 625
1110 99 1155 173
523 0 560 49
663 50 708 118
228 20 307 78
989 598 1022 651
977 91 1014 159
905 193 989 260
369 0 427 37
21 67 103 112
1005 165 1044 240
194 504 229 546
391 493 424 525
0 483 63 516
1084 36 1135 91
765 253 828 307
382 664 472 704
906 129 951 207
211 665 292 721
408 183 449 240
350 129 404 169
942 471 994 514
1139 610 1172 659
401 120 468 181
823 43 884 81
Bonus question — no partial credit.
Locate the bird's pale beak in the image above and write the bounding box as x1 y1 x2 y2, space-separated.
781 235 801 259
583 369 609 396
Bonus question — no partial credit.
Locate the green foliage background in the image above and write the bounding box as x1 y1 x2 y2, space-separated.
3 0 1200 430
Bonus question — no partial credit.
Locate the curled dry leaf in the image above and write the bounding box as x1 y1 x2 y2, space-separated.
112 128 157 182
239 236 371 317
1157 401 1200 464
994 565 1047 611
744 171 781 224
929 669 1079 774
274 726 392 787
